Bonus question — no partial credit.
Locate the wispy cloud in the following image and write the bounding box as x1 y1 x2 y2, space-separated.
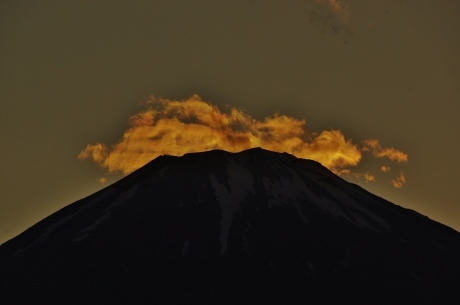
362 139 408 163
391 172 406 188
352 171 376 183
363 172 376 183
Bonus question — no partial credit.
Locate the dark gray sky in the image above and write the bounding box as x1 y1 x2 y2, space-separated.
1 0 459 245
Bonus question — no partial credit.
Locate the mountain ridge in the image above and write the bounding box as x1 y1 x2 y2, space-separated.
1 148 459 304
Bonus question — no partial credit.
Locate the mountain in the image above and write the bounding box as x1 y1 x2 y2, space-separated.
1 148 459 304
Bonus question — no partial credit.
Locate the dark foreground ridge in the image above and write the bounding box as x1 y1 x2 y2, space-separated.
1 148 460 304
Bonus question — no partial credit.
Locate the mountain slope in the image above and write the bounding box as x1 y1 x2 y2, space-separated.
1 148 459 304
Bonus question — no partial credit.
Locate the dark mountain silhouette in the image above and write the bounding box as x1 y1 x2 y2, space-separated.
1 148 459 304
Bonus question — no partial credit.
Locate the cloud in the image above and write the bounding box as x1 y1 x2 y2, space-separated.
391 172 406 188
78 143 109 164
381 165 391 172
363 172 376 182
78 94 408 188
362 139 408 163
79 94 362 175
309 0 352 37
352 172 376 183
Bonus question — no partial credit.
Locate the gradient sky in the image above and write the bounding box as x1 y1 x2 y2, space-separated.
1 0 459 245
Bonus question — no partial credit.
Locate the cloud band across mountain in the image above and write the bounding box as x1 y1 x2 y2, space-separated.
78 94 407 187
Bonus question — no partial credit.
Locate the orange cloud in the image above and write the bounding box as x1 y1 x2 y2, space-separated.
78 94 408 188
391 172 406 188
362 139 408 163
98 177 107 184
78 143 108 164
78 94 361 175
352 172 376 183
381 165 391 172
363 172 376 183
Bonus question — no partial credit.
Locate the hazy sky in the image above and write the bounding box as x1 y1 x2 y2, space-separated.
1 0 459 245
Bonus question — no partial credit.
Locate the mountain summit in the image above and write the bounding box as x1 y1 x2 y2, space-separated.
1 148 459 304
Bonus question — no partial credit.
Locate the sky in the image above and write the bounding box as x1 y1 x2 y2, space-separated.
1 0 459 245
